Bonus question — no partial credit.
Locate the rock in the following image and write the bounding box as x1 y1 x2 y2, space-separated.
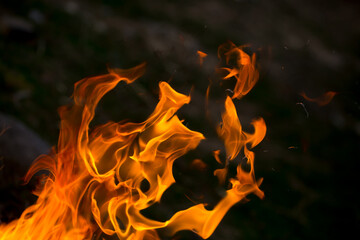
0 112 50 168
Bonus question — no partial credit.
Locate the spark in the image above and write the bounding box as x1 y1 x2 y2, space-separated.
296 102 309 118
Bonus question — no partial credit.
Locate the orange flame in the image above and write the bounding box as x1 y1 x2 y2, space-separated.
214 97 266 187
300 91 337 106
197 50 207 66
0 44 266 240
218 42 259 99
212 150 228 185
212 150 222 165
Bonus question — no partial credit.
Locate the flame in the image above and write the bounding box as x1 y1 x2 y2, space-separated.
197 50 207 66
214 97 266 187
300 91 337 106
212 150 222 165
0 44 266 240
213 150 228 185
218 42 259 99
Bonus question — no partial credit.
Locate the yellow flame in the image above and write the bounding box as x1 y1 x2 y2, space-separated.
0 44 266 240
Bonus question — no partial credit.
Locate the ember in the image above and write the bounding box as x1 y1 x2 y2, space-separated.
0 43 265 240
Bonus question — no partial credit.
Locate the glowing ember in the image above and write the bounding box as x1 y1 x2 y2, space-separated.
0 43 265 240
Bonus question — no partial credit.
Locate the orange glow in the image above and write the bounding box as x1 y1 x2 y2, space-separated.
218 42 259 99
300 91 337 106
197 50 208 65
191 159 208 171
0 44 266 240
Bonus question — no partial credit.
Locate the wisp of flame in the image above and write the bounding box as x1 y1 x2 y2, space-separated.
0 43 266 240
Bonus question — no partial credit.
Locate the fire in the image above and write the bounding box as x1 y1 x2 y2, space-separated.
0 43 265 240
218 42 259 99
197 50 208 65
300 91 337 106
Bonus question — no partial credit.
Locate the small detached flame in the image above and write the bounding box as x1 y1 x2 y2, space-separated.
218 42 259 99
300 91 337 106
197 50 208 66
0 42 266 240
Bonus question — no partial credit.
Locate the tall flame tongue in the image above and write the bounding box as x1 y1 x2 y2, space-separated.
0 43 266 240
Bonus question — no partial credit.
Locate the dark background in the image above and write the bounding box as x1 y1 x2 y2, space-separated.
1 0 359 239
